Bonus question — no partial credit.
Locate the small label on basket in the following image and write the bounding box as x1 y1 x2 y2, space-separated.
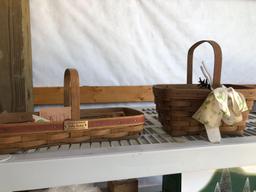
64 120 88 131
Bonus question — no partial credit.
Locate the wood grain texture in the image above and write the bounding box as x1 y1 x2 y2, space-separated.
0 112 34 124
0 108 144 154
0 0 33 112
154 40 256 137
108 179 138 192
187 40 222 88
64 69 80 120
33 86 154 105
33 85 256 105
0 0 10 112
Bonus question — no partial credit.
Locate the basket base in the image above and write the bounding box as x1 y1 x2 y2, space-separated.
0 132 143 155
162 124 245 137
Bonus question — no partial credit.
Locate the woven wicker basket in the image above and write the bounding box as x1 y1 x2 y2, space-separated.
153 40 256 136
0 69 144 154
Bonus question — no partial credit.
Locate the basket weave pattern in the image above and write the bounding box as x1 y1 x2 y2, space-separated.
153 40 256 136
0 69 144 154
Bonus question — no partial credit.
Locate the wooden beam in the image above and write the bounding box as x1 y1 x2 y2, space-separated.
0 0 33 112
33 84 256 105
33 86 154 105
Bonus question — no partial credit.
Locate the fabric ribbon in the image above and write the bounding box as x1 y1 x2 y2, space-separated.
193 86 248 143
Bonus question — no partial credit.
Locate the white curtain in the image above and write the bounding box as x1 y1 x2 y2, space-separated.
30 0 256 87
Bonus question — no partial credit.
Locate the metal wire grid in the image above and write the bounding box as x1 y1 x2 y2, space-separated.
23 108 256 154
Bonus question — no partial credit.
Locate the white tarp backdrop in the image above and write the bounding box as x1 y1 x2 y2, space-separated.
30 1 256 191
30 0 256 87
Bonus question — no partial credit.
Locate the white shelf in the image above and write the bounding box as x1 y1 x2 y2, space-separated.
1 108 256 192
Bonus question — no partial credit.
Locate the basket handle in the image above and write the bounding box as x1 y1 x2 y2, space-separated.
187 40 222 89
64 68 80 120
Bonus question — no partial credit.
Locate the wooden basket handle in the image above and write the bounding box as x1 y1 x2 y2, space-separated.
64 68 80 120
187 40 222 88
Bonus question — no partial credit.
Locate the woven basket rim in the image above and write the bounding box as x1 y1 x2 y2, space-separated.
153 84 256 91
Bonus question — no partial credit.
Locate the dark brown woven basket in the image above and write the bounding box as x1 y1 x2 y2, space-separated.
153 40 256 136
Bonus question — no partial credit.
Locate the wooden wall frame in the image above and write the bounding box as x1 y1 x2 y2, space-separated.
0 0 154 110
1 1 255 107
33 86 154 105
33 85 256 105
0 0 33 112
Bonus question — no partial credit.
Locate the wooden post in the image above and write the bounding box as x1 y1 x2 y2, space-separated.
0 0 33 112
108 179 138 192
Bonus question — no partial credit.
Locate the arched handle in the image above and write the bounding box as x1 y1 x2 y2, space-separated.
187 40 222 89
64 68 80 120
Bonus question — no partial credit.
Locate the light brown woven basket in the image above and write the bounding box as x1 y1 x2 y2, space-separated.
153 40 256 136
0 69 144 154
